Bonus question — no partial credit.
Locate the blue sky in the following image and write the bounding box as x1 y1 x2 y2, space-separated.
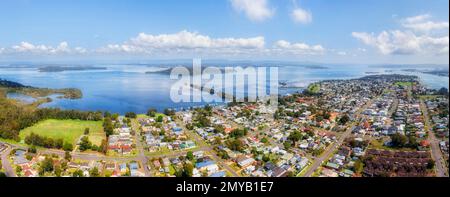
0 0 448 64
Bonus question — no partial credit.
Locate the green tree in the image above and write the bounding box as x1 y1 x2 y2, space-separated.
226 139 244 152
16 166 22 175
79 136 92 152
39 157 54 174
103 117 114 137
104 111 111 118
64 151 72 161
288 131 302 144
84 128 90 135
229 128 247 138
408 136 419 148
164 108 175 116
89 167 100 177
125 112 137 118
214 125 225 134
339 115 350 125
427 159 435 170
390 133 408 147
111 113 119 121
54 165 62 177
63 142 73 151
72 169 84 177
147 108 157 117
61 161 68 171
312 148 324 156
261 138 269 144
182 163 194 177
28 146 37 154
353 160 364 174
156 115 164 123
283 141 292 149
99 139 108 154
186 151 194 161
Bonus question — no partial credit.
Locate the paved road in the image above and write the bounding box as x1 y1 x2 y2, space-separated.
131 119 151 176
175 115 240 177
302 98 375 177
1 114 239 177
1 146 16 177
420 100 448 177
302 124 354 177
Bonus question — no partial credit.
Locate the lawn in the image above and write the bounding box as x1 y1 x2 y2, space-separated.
19 119 105 146
419 95 441 100
136 113 166 119
369 138 416 151
307 83 321 94
394 81 414 87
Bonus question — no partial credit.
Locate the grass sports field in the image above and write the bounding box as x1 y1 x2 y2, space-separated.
394 81 414 87
19 119 105 146
307 83 321 94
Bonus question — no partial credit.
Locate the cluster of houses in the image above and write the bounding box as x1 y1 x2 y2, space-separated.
357 93 395 136
179 79 359 177
215 141 310 177
353 83 429 149
425 96 449 167
150 151 226 177
139 116 195 152
319 79 382 117
150 157 172 175
103 161 144 177
108 117 134 155
179 101 315 177
320 138 368 177
250 153 309 177
194 155 226 178
66 160 144 177
11 147 146 177
323 147 354 177
396 99 426 138
426 97 449 139
12 149 39 177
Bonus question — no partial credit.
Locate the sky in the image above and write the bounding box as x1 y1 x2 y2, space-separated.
0 0 448 64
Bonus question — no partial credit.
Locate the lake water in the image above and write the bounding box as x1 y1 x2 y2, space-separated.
6 92 37 104
1 63 448 114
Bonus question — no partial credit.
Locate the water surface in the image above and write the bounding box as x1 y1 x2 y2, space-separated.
1 64 448 114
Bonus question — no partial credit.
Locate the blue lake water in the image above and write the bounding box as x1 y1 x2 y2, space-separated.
6 92 37 104
1 64 448 114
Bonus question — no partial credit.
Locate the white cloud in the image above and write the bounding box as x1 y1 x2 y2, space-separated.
273 40 324 55
99 31 325 57
401 14 449 33
353 14 449 56
74 47 87 54
9 41 86 55
352 31 449 55
357 48 367 52
99 30 266 55
230 0 274 22
337 51 347 56
291 7 312 24
403 14 432 24
55 42 70 53
131 31 265 49
1 31 326 58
